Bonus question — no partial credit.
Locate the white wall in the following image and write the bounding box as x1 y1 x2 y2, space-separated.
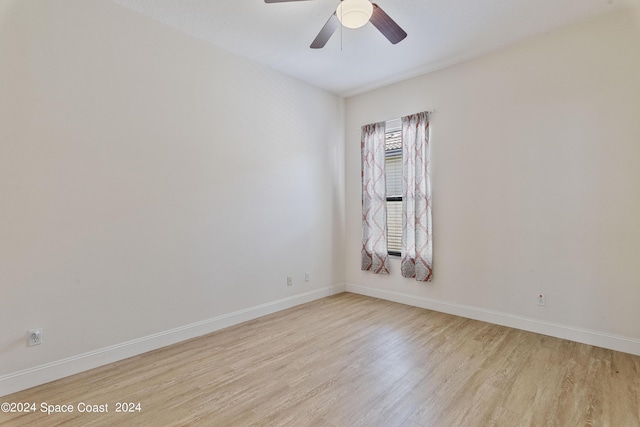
0 0 345 390
345 7 640 353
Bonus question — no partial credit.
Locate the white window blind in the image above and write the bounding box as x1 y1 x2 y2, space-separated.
385 127 402 255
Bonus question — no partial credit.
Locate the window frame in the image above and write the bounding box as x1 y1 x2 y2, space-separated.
384 124 402 257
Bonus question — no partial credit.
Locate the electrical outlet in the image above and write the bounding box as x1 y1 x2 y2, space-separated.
287 276 293 287
537 294 546 306
305 272 310 282
28 328 42 346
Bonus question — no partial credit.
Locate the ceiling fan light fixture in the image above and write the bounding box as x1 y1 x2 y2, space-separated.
336 0 373 29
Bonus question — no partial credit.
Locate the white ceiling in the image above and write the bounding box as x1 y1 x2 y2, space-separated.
109 0 638 96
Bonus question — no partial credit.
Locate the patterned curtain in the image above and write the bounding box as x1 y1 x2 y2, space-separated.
361 122 390 274
401 112 433 281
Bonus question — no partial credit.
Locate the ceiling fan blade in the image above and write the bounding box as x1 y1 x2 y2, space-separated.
310 13 339 49
370 4 407 44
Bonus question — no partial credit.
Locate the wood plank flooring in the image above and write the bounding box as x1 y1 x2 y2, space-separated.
1 293 639 426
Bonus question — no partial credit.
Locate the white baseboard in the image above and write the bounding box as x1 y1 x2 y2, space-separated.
0 284 346 397
345 283 640 356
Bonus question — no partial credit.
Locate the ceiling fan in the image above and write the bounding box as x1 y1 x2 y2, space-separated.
264 0 407 49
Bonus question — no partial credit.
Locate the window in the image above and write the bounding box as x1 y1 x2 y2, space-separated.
385 121 402 256
361 112 432 278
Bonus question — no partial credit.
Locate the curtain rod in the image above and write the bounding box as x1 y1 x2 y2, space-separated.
363 110 437 129
401 109 436 118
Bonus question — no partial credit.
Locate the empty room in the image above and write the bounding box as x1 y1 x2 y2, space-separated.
1 0 639 425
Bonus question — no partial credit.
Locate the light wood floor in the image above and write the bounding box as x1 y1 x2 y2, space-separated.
1 293 639 426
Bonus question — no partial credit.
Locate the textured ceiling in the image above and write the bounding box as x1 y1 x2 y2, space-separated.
109 0 639 96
